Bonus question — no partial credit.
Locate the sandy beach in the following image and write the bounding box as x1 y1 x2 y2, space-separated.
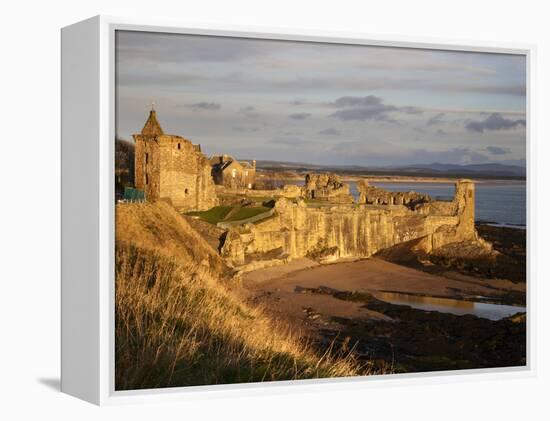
241 257 525 323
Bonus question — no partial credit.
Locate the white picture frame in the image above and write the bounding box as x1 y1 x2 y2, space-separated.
61 15 536 405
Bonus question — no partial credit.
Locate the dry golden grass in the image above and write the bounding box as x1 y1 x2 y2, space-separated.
116 202 230 278
115 202 371 390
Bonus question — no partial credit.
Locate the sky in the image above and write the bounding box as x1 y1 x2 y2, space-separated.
115 31 527 167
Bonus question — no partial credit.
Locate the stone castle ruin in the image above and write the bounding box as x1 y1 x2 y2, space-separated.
304 173 354 203
221 179 492 268
129 109 490 270
133 109 218 211
356 179 432 209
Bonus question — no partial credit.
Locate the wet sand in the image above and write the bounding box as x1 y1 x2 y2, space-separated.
240 256 526 328
239 256 526 372
242 257 525 310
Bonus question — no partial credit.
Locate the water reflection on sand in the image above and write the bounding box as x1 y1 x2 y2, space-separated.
372 291 525 321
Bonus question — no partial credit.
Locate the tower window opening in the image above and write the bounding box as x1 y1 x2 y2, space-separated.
177 143 181 150
145 174 149 185
145 153 149 164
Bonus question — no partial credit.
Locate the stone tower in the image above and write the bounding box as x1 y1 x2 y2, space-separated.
454 179 476 238
133 108 218 211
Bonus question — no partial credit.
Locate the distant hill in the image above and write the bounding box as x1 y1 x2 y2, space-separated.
253 160 526 179
398 162 526 177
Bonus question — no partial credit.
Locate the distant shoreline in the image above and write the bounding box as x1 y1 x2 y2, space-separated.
360 177 526 185
257 172 526 185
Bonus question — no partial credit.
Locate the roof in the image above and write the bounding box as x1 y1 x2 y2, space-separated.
141 110 164 136
209 155 224 166
212 160 235 171
240 161 253 169
210 155 255 172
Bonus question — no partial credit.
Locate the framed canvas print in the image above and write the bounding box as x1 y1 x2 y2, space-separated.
61 16 534 405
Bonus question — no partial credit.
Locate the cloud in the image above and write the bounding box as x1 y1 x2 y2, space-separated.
330 96 387 108
328 95 422 122
399 106 423 115
427 112 445 126
116 31 267 64
288 112 312 120
116 32 526 167
319 128 342 136
486 145 511 155
270 75 526 97
271 136 312 146
330 108 389 121
466 113 526 133
329 141 490 166
239 106 262 119
232 126 260 133
185 102 221 111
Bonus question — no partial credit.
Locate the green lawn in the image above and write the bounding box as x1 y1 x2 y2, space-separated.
186 206 233 224
185 205 271 225
225 206 271 222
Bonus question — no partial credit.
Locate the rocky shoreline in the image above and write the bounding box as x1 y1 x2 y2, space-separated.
424 223 526 286
297 286 525 373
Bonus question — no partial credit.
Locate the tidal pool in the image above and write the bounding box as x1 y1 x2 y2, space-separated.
372 291 526 321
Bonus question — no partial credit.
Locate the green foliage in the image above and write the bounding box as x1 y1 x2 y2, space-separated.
115 138 135 194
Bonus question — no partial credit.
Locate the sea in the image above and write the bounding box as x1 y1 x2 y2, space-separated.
272 180 527 228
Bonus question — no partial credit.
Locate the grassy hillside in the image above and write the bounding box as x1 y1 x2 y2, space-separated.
115 202 367 390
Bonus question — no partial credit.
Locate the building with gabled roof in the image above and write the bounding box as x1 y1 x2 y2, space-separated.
210 154 256 189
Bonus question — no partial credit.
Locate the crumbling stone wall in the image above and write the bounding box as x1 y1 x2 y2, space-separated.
221 180 480 267
356 179 432 208
304 173 354 203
